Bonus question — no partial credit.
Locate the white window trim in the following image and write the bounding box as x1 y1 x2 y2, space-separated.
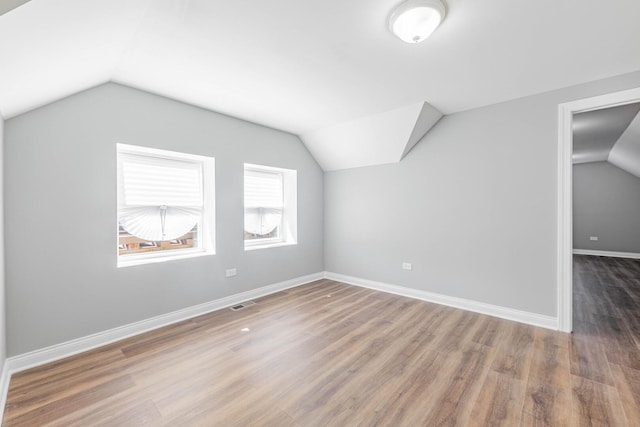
244 163 297 251
117 143 216 268
117 248 212 267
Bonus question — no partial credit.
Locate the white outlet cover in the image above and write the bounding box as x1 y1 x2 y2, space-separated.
226 268 237 277
589 236 598 241
402 262 413 270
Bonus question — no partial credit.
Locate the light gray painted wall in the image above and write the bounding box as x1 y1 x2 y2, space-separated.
325 71 640 317
573 161 640 253
0 115 6 370
4 83 323 356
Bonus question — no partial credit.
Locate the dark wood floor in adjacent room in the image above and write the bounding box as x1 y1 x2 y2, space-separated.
4 255 640 426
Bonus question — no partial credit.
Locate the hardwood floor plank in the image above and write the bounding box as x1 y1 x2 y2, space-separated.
356 347 452 426
5 349 130 420
279 302 432 422
53 398 162 427
491 322 535 381
4 375 136 426
520 382 571 427
619 310 640 349
419 344 494 426
470 371 526 426
471 315 506 348
345 332 442 425
527 329 570 390
570 335 615 386
8 346 127 391
570 375 628 427
610 363 640 425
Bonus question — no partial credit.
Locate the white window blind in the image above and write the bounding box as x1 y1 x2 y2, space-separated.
244 168 283 236
244 169 283 209
118 151 203 242
120 154 203 206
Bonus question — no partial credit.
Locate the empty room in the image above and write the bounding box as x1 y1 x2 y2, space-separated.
0 0 640 425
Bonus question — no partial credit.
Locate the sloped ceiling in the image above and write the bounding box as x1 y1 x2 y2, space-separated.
573 103 640 179
2 0 640 170
301 102 441 171
573 103 640 164
609 111 640 178
0 0 31 16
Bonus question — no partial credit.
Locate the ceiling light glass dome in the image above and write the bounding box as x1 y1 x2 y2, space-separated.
389 0 446 43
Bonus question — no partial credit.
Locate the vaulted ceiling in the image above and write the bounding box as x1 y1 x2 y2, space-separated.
573 103 640 164
2 0 640 170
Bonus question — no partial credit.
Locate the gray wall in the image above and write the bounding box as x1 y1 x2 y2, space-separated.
0 115 6 370
325 71 640 317
573 161 640 253
4 83 323 356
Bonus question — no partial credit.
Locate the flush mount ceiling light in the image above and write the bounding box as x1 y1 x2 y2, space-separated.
388 0 446 43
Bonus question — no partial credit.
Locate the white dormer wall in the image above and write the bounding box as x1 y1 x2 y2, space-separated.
300 102 442 171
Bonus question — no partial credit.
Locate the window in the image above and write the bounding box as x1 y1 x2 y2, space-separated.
244 163 297 250
117 144 215 267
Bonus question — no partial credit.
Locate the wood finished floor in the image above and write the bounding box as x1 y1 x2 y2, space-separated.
4 255 640 426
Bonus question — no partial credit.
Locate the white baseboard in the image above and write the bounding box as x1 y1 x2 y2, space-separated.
0 360 10 424
323 272 558 330
5 272 324 375
573 249 640 259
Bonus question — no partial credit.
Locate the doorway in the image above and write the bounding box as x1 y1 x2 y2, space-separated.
557 87 640 332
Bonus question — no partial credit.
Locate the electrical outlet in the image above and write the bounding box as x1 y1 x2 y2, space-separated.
589 236 598 241
402 262 412 271
226 268 237 277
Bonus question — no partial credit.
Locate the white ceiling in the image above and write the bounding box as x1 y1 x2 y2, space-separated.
1 0 640 169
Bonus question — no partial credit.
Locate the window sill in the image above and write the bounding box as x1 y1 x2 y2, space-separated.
118 250 213 268
244 241 297 251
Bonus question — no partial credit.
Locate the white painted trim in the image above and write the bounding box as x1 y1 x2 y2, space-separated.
0 361 10 425
5 272 323 375
557 100 574 333
324 272 558 330
573 249 640 259
557 87 640 333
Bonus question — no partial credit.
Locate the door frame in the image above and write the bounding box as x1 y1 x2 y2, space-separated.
557 87 640 332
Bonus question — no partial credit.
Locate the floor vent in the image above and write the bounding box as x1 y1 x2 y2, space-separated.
230 301 256 311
